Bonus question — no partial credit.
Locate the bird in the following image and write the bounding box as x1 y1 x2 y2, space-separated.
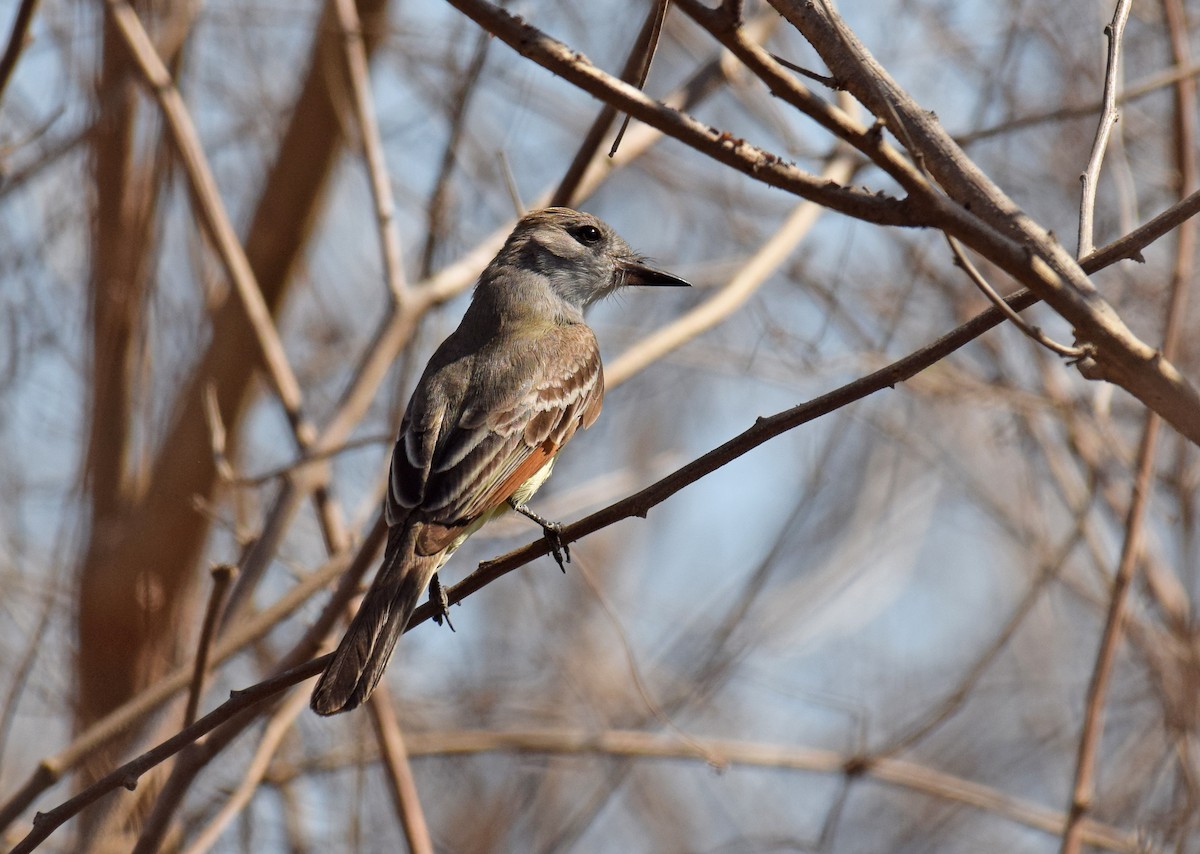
311 207 690 715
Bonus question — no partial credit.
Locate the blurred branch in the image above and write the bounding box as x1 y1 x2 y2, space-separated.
176 689 310 854
182 564 237 729
1062 2 1197 850
958 59 1200 145
419 30 490 278
607 145 859 385
393 729 1138 852
0 0 39 106
331 0 408 303
366 690 434 854
106 0 315 446
1077 0 1133 258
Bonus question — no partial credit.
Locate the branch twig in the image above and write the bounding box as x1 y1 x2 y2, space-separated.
945 235 1084 359
183 564 238 729
1077 0 1134 257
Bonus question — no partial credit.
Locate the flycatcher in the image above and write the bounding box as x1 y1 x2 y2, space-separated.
311 208 689 715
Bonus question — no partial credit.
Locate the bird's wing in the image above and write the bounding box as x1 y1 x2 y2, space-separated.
386 323 604 554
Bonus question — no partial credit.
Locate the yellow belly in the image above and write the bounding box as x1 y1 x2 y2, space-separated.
437 456 556 568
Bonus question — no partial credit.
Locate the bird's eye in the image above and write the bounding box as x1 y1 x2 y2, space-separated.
569 225 603 246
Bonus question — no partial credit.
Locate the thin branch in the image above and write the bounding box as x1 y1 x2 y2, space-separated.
9 659 324 854
417 26 490 280
183 564 238 728
0 0 39 106
551 0 673 206
332 0 408 303
1081 185 1200 268
608 0 670 158
945 235 1084 358
1077 0 1134 257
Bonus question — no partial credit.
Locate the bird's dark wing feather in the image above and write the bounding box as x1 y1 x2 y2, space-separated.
386 323 604 553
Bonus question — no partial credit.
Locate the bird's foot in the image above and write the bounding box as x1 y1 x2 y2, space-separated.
428 573 455 631
509 499 571 572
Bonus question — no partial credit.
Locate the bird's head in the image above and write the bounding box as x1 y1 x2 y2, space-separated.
487 207 690 313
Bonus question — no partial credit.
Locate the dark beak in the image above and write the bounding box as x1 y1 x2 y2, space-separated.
622 260 692 287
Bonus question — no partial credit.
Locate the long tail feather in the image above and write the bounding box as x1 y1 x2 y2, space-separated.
311 525 439 716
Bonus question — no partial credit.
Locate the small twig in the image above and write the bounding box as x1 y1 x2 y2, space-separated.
497 150 524 217
1077 0 1134 257
769 52 839 88
552 0 681 206
183 565 238 729
0 0 40 107
418 28 490 279
331 0 408 304
608 0 670 157
945 235 1085 359
202 383 237 484
230 433 392 487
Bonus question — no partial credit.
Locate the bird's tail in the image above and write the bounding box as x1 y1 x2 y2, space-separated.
311 524 439 715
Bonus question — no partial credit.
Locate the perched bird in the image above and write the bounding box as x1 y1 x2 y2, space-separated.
311 207 690 715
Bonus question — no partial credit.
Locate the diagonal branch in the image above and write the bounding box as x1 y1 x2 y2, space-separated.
442 0 919 226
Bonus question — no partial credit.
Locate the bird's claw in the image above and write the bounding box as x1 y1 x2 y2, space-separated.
542 522 570 572
509 499 571 572
428 573 455 632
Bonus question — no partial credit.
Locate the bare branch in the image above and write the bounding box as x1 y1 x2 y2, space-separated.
1077 0 1134 257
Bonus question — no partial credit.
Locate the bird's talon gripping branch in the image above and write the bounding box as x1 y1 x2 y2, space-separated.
509 498 571 571
428 573 455 631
